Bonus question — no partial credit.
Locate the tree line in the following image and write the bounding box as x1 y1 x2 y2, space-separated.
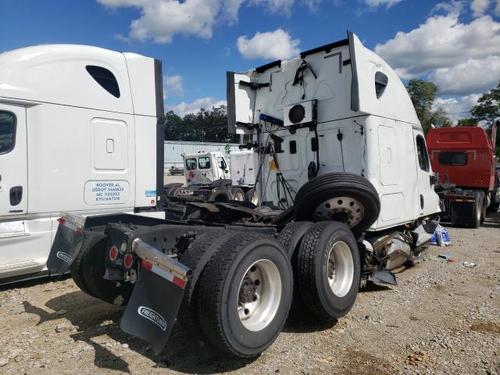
406 80 499 132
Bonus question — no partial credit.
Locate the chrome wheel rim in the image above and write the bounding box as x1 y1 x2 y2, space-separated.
326 240 354 297
237 259 282 332
250 191 259 205
234 191 245 201
313 196 364 227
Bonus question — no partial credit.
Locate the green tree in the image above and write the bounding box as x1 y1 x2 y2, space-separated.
163 105 238 143
471 82 500 122
430 108 452 128
406 79 440 132
471 83 500 157
456 118 478 126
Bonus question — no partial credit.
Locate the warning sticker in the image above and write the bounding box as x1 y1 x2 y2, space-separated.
84 181 129 205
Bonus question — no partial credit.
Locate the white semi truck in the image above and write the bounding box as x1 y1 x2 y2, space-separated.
0 44 165 282
164 150 257 203
37 32 438 358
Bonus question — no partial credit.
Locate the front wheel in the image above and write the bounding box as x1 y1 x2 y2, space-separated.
197 233 293 358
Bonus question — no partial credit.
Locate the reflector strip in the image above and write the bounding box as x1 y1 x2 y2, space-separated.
141 260 186 290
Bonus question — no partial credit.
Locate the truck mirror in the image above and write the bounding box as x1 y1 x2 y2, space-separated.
430 174 438 186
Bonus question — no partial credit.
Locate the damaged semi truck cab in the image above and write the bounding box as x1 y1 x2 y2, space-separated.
227 32 440 228
0 45 164 282
45 32 440 359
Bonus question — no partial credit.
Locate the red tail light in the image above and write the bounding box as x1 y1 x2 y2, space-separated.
123 254 134 269
109 246 119 261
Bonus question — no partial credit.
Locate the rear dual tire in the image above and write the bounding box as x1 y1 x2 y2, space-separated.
71 235 133 306
279 221 360 324
182 232 293 358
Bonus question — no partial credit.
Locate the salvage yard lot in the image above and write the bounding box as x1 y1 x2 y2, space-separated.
0 214 499 375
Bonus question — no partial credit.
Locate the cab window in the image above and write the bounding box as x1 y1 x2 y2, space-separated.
198 156 211 169
416 135 430 172
185 158 197 170
0 111 16 154
217 156 227 170
439 152 467 166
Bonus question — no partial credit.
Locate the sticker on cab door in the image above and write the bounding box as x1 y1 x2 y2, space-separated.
84 181 129 205
145 190 156 197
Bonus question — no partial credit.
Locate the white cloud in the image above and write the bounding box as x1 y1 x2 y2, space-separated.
98 0 222 43
432 94 481 123
251 0 295 14
429 56 500 95
375 13 500 78
167 97 226 117
98 0 324 42
222 0 246 23
164 75 184 98
471 0 490 17
364 0 402 9
237 29 300 60
375 2 499 124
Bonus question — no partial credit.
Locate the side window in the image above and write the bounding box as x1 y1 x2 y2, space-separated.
185 158 197 170
375 71 388 99
217 156 227 170
86 65 121 98
439 152 468 166
416 135 430 172
198 156 211 169
0 111 16 154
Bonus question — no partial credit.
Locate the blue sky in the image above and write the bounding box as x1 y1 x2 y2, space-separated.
1 0 499 121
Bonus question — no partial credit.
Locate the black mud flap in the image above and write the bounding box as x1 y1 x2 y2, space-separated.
120 262 185 354
47 224 84 274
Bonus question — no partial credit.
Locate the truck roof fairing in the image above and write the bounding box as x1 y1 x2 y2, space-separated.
0 44 163 118
227 31 419 134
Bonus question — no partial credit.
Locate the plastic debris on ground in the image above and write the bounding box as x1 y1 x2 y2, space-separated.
438 253 454 263
430 225 451 246
462 261 477 268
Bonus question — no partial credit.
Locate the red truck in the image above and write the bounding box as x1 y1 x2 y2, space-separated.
426 122 499 227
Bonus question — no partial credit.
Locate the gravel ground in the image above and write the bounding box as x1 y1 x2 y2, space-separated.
0 213 498 375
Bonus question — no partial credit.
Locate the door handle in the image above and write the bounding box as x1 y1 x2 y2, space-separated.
10 186 23 206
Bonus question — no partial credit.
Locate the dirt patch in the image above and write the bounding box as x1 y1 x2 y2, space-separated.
470 321 500 335
339 348 395 375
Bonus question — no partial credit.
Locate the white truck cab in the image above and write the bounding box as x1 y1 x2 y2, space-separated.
0 44 164 282
227 32 440 231
183 151 229 185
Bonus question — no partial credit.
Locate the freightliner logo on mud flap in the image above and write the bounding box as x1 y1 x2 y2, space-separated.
56 251 73 264
138 306 167 331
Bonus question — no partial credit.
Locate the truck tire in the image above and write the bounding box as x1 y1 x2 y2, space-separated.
487 191 499 213
295 221 361 323
294 173 380 233
177 230 235 339
197 233 293 358
245 188 258 205
230 187 245 201
71 236 133 306
276 221 316 323
209 188 231 202
462 192 482 228
277 221 313 258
